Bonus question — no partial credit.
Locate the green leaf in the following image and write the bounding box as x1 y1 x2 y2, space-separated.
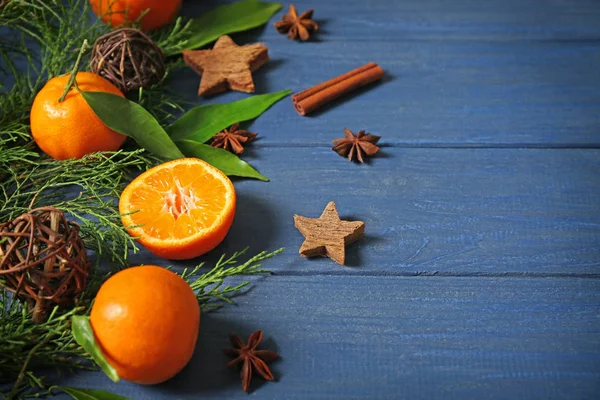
71 316 120 383
166 0 283 56
60 387 131 400
82 91 184 160
178 140 268 181
167 90 291 143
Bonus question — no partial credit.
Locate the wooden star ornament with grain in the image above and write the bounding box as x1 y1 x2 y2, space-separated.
294 202 365 265
182 35 269 96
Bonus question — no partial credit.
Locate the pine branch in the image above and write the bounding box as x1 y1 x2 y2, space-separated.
150 16 193 58
0 150 159 267
0 0 189 269
0 248 282 397
131 60 190 126
0 1 284 397
0 292 92 393
1 1 110 159
181 247 284 311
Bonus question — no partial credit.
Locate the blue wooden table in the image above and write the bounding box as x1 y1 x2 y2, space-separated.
58 0 600 398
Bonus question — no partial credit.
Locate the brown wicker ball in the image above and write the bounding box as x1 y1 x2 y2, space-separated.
0 207 90 323
90 28 166 94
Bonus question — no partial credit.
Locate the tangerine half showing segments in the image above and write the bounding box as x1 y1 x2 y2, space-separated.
90 265 200 384
119 158 236 260
30 72 127 160
90 0 182 31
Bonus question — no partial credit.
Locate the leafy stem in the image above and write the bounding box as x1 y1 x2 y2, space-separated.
181 247 284 311
1 0 285 397
58 39 90 102
0 248 282 397
9 334 54 399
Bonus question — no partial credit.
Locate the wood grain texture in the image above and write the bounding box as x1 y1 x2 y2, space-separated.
55 276 600 399
167 0 600 147
181 0 600 41
129 147 600 275
295 201 365 265
4 0 599 398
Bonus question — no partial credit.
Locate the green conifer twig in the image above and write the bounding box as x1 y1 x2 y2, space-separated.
0 248 281 397
0 1 284 397
58 39 90 102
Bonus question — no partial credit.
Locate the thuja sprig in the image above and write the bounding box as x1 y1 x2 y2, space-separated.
180 247 284 311
3 0 109 77
150 16 193 57
133 62 191 126
0 0 187 268
0 0 189 135
0 292 92 398
0 150 158 266
0 1 284 397
0 248 282 397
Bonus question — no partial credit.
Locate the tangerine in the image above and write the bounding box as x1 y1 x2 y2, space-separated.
90 0 182 31
90 265 200 384
30 72 127 161
119 158 236 260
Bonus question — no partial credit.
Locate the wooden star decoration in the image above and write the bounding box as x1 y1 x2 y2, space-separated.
182 35 269 96
294 202 365 265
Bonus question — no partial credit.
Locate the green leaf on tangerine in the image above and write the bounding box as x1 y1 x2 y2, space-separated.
71 315 120 383
167 90 291 143
166 0 283 56
177 140 268 181
60 387 131 400
82 91 184 160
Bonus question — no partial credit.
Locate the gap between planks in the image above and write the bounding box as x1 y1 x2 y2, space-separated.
271 270 600 279
258 143 600 149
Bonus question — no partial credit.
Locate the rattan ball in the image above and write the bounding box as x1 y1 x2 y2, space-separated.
0 207 90 323
90 28 166 94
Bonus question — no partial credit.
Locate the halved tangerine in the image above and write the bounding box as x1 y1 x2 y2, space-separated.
119 158 236 260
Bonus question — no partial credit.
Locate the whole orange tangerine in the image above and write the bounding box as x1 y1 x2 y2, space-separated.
119 158 236 260
90 265 200 384
90 0 182 31
30 72 126 161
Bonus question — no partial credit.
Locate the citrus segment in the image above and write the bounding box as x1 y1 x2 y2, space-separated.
119 158 236 259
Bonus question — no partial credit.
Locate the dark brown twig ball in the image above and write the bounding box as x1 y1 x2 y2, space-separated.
0 207 90 323
90 28 165 94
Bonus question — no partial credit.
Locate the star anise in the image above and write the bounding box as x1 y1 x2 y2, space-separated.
211 123 257 155
223 330 279 393
275 4 318 41
332 128 381 163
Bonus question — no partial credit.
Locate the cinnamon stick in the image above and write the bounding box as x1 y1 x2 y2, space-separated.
292 62 384 116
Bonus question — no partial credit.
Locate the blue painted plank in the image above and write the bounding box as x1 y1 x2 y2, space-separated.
54 276 600 399
167 0 600 147
3 1 600 147
128 147 600 275
181 0 600 42
3 2 599 400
